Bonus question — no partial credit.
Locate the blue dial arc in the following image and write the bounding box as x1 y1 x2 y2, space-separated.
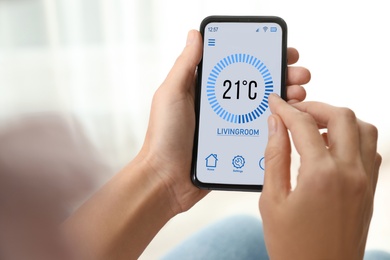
206 54 273 124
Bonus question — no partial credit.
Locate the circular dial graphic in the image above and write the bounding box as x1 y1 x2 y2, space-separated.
206 54 273 124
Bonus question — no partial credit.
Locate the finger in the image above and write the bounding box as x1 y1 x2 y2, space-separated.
321 132 329 147
286 66 311 86
263 114 291 198
293 102 360 162
162 30 202 93
269 94 328 159
357 119 379 180
372 153 382 195
286 85 306 104
287 47 299 65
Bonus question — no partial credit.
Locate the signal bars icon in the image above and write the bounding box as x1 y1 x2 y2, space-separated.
255 27 270 32
256 26 277 33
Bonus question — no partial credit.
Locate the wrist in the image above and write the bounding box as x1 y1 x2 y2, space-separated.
136 147 208 216
61 152 178 259
124 153 178 219
130 148 183 217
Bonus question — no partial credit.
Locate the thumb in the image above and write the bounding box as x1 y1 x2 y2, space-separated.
262 114 292 198
162 30 202 93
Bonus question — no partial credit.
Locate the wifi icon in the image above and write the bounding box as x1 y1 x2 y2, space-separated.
263 26 268 32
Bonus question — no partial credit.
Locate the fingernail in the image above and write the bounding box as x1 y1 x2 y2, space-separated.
186 30 195 46
268 115 277 137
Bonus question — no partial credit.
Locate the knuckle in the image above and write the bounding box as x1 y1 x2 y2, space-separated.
337 107 357 121
350 171 369 195
311 159 339 187
302 157 372 197
363 122 379 141
376 153 382 165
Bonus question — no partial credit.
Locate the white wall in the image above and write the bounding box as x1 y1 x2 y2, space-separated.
1 0 389 166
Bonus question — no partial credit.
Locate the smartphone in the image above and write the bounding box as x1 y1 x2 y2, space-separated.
191 16 287 192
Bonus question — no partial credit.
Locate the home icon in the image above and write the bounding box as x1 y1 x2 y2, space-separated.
205 154 218 168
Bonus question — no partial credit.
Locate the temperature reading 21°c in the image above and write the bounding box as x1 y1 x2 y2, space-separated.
222 80 258 100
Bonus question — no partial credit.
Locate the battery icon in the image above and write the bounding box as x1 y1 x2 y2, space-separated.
270 27 277 32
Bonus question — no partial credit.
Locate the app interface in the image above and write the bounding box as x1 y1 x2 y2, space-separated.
196 21 284 186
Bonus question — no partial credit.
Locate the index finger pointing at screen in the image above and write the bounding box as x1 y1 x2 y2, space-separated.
268 94 327 160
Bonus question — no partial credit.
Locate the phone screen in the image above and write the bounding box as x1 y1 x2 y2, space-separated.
192 16 287 191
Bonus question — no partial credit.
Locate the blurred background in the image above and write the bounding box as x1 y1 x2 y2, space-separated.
0 0 389 259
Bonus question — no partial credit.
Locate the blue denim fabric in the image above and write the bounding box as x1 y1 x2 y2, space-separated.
161 214 390 260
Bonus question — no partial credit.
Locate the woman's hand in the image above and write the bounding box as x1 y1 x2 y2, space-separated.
259 94 381 259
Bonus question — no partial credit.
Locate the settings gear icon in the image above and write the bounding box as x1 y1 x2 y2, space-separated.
232 155 245 169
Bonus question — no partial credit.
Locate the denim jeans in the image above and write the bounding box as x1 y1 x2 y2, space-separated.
162 214 390 260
